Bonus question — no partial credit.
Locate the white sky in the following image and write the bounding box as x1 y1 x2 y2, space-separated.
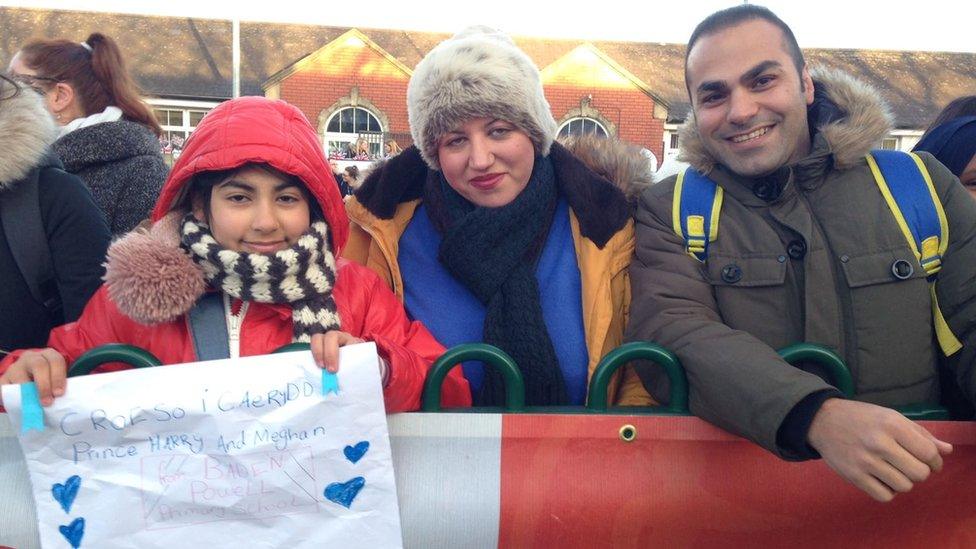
4 0 975 53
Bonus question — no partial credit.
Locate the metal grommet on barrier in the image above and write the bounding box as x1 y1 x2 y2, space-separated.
891 259 914 280
618 424 637 442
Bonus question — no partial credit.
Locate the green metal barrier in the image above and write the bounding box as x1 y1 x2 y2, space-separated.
68 344 162 376
777 343 951 420
896 403 951 421
69 342 306 378
422 343 525 413
587 342 689 415
272 343 312 354
777 343 854 398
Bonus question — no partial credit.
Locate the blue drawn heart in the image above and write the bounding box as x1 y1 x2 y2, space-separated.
324 477 365 509
59 517 85 549
343 441 369 464
52 475 81 514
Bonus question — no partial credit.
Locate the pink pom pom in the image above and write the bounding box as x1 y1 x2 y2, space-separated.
103 215 205 324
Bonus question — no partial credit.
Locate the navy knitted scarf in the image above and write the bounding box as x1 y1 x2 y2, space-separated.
424 157 568 406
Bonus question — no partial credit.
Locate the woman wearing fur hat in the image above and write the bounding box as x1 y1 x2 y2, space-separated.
344 27 652 407
0 96 471 413
0 74 110 354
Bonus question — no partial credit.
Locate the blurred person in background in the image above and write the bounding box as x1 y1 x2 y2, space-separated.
8 32 167 235
918 96 976 141
343 165 361 191
0 74 110 352
914 99 976 196
384 139 402 158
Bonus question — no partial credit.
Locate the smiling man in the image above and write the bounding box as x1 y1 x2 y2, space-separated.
628 5 976 502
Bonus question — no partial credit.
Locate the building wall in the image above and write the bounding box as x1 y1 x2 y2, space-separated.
542 45 666 161
546 85 664 160
276 33 411 141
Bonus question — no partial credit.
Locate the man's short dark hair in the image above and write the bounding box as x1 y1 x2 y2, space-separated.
684 5 806 94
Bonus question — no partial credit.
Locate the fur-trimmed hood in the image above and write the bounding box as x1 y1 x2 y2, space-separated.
677 68 893 174
353 137 648 248
557 134 654 207
0 80 58 189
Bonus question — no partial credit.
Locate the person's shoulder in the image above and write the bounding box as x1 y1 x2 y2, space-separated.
35 164 94 199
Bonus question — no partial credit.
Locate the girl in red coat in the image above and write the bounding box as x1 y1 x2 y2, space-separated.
0 96 471 413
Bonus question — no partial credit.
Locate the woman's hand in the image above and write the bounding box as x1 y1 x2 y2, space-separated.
0 349 68 406
309 332 390 385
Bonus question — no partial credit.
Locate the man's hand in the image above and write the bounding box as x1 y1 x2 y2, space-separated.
0 349 68 406
807 398 953 502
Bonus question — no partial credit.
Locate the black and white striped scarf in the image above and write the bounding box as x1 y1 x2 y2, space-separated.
179 213 341 342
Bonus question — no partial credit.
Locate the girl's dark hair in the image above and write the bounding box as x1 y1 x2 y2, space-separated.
188 163 324 221
344 165 360 179
19 33 162 136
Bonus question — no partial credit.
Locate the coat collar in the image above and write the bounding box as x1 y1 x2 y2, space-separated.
0 80 57 189
354 140 637 248
677 68 893 177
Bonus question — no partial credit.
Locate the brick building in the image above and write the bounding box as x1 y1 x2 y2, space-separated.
3 7 976 167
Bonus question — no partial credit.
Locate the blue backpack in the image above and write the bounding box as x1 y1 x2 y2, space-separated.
673 149 961 356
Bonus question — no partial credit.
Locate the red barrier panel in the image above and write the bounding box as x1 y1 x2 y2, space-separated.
500 416 976 548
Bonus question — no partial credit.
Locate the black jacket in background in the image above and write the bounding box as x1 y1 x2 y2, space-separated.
0 80 111 352
0 159 111 351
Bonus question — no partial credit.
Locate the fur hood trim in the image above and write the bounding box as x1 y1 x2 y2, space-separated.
557 134 654 208
103 211 207 325
354 138 643 247
677 67 893 174
0 81 57 188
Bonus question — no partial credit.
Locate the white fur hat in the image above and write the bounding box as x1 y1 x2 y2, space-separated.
407 26 558 170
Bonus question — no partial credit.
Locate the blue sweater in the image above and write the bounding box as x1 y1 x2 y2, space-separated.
399 199 589 404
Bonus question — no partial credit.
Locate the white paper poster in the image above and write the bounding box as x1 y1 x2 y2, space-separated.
0 344 402 549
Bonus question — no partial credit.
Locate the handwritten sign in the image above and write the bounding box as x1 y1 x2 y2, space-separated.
1 344 402 548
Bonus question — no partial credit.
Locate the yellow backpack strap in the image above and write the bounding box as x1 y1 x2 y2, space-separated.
672 167 724 263
867 150 961 355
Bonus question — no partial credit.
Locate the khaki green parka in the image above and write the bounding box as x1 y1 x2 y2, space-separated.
628 69 976 457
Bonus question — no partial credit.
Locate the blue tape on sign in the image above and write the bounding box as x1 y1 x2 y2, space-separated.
322 370 340 396
20 382 45 433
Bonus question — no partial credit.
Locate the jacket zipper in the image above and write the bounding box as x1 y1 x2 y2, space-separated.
224 294 250 359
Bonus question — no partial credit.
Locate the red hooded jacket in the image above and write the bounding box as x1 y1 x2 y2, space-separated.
0 97 470 412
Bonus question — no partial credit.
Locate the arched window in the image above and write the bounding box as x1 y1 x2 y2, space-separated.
324 107 384 160
558 117 608 139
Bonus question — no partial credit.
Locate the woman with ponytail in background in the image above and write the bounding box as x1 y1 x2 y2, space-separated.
8 32 168 234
